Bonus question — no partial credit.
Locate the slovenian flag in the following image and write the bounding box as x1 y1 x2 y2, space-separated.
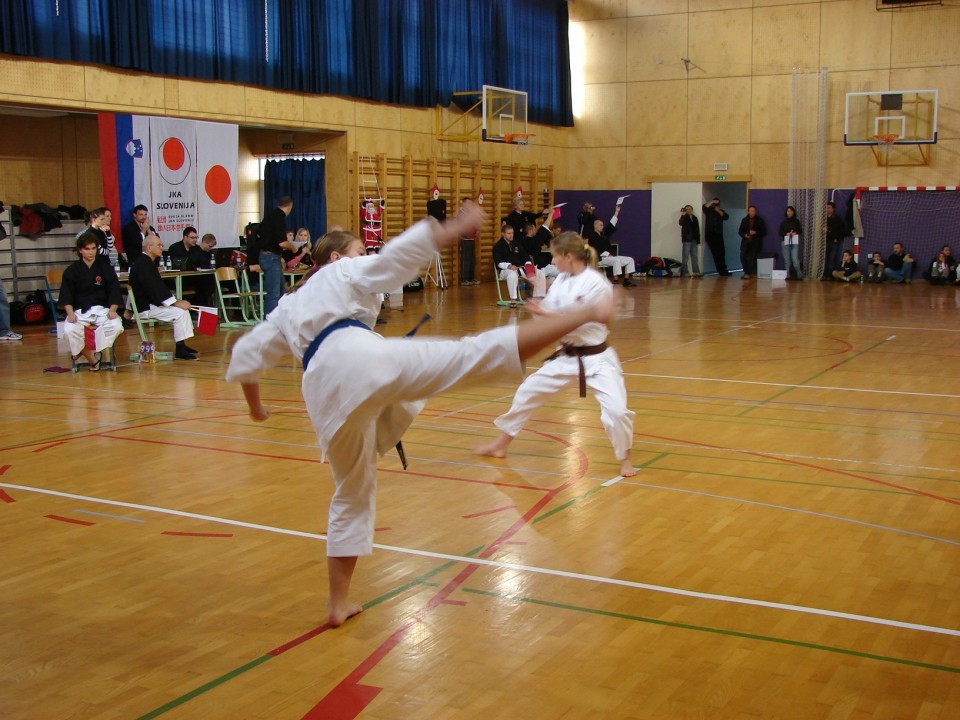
98 113 151 253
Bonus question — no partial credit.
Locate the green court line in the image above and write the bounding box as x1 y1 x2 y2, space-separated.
461 587 960 675
738 336 894 418
533 452 670 524
136 655 272 720
134 546 486 720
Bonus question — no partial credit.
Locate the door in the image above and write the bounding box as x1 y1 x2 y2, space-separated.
650 182 702 262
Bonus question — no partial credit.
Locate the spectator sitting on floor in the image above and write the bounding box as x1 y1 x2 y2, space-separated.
883 243 914 284
866 252 886 283
831 250 861 283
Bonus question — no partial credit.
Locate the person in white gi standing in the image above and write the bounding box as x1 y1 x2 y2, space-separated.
225 208 615 628
476 231 636 478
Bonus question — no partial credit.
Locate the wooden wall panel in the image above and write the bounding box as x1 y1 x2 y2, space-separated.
688 8 753 79
626 0 688 17
627 80 687 146
626 145 686 188
569 0 628 22
821 0 891 73
752 4 821 75
581 19 628 85
572 83 627 147
687 143 750 177
177 79 246 120
687 77 752 145
891 4 960 67
627 15 688 82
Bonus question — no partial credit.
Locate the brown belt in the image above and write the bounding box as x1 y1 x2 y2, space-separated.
545 341 608 397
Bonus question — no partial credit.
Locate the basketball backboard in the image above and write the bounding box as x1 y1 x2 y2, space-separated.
482 85 528 143
844 89 938 145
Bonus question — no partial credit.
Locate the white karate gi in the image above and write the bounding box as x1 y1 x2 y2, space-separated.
138 300 194 341
494 267 635 461
63 306 124 356
598 253 636 277
227 220 523 557
499 265 547 299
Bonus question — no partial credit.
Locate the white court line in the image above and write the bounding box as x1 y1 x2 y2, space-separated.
3 481 957 639
601 476 623 487
638 314 960 333
622 372 960 400
622 316 780 364
623 481 960 547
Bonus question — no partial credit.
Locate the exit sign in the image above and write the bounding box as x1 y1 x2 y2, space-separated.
281 142 295 150
715 175 726 180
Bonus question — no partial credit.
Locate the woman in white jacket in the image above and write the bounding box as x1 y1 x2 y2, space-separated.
477 231 636 477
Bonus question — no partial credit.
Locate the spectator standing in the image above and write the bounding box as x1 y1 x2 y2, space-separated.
679 205 702 278
822 201 845 279
702 198 729 276
737 206 766 279
779 206 803 280
259 196 295 316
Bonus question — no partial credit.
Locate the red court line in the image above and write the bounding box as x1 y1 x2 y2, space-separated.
301 429 590 720
267 623 334 656
0 488 15 503
45 514 95 526
461 504 516 519
0 464 9 475
33 442 69 453
161 531 233 538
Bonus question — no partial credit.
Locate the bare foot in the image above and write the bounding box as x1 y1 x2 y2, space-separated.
327 601 363 628
620 459 637 477
476 433 512 458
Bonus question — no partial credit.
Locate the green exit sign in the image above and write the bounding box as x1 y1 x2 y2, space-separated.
715 174 726 180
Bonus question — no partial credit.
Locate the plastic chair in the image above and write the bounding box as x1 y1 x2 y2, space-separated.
44 268 63 335
493 262 524 307
216 267 260 325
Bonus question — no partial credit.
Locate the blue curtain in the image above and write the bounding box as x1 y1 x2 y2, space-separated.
263 160 327 242
0 0 572 126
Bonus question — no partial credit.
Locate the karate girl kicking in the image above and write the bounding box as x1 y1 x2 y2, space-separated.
226 207 615 627
476 231 636 478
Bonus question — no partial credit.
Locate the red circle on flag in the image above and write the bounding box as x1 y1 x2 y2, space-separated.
205 165 232 205
162 138 186 171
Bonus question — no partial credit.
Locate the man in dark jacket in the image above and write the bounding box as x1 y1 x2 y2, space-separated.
737 206 767 279
129 234 198 360
258 196 295 316
822 201 846 279
121 204 157 269
702 198 729 276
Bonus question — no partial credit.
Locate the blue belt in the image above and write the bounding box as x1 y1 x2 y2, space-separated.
302 318 369 371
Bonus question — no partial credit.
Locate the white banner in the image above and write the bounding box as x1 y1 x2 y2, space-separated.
196 121 240 248
149 117 199 246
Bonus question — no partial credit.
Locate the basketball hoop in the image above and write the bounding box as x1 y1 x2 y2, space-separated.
504 133 534 149
874 133 898 147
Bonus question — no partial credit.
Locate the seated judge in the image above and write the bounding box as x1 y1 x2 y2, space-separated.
185 232 218 307
59 232 125 370
128 234 198 360
493 224 546 304
584 205 636 286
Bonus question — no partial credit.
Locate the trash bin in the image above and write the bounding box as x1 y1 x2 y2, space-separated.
757 253 777 279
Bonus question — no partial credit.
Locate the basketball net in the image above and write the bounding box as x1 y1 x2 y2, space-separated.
874 134 897 163
505 133 533 151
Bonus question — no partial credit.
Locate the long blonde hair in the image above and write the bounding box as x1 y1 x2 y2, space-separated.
287 230 361 293
550 231 598 269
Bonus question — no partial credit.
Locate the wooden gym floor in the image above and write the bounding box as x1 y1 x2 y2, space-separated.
0 277 958 719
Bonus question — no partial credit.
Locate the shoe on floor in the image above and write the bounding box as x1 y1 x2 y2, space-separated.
175 349 198 361
182 344 199 354
0 331 23 341
622 279 635 287
741 274 751 279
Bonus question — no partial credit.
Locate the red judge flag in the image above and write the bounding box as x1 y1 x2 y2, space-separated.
193 306 219 336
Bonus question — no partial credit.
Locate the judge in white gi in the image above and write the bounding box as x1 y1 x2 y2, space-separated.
59 232 125 370
225 208 615 628
477 231 636 478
